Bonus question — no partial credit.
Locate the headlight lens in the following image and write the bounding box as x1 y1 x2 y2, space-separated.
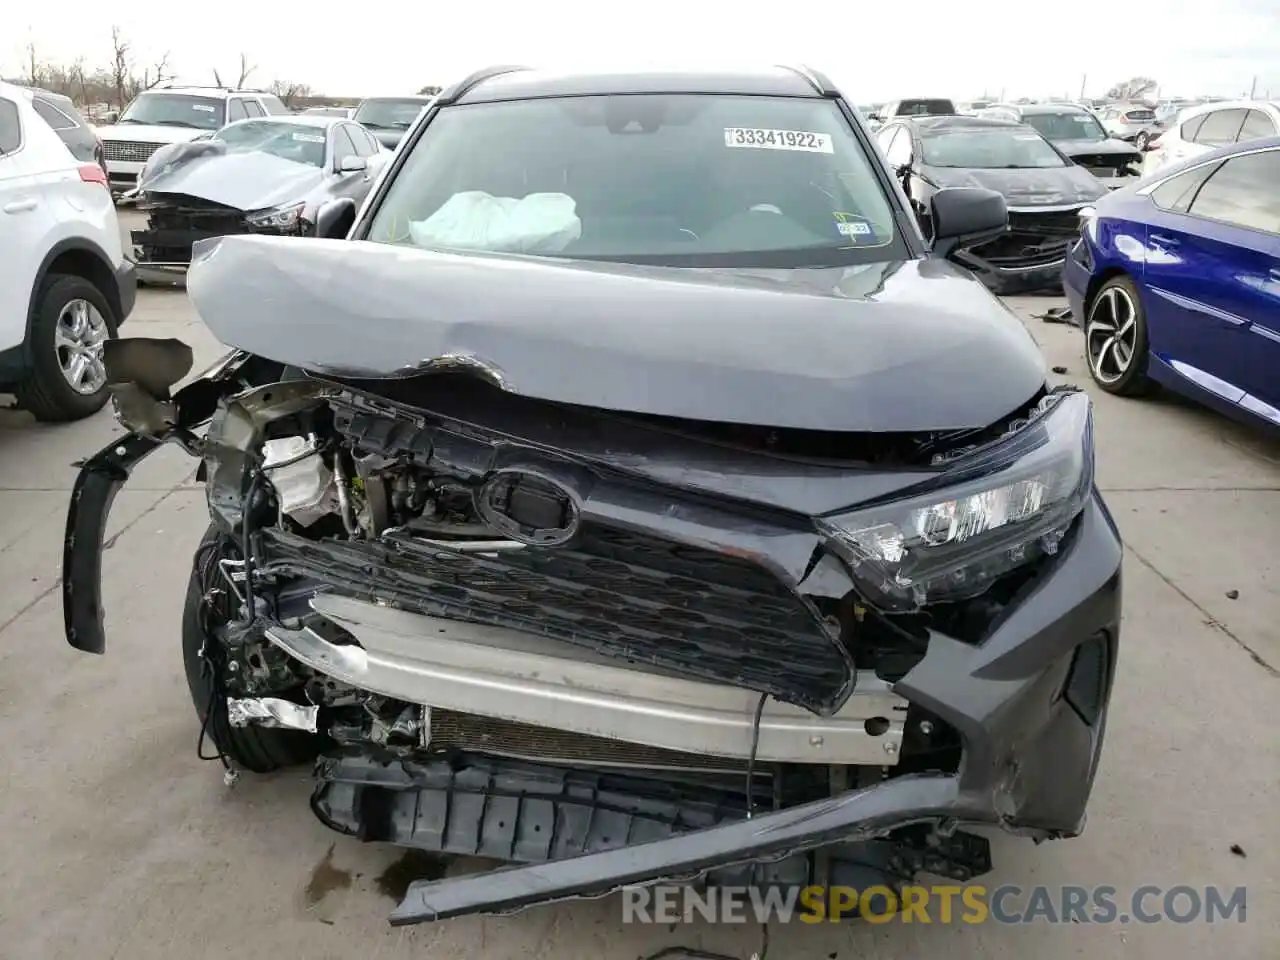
245 201 306 230
819 391 1094 612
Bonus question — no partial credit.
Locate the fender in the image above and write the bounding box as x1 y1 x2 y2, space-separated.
24 236 124 364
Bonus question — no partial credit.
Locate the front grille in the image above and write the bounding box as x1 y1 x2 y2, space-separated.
259 522 854 714
101 139 165 163
133 208 249 264
968 208 1082 268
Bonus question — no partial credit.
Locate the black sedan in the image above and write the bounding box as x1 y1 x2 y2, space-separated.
875 115 1106 292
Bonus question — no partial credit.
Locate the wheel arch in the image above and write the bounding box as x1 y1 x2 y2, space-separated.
1083 266 1132 317
24 239 122 365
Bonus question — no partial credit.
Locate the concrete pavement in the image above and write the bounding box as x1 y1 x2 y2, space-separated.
0 278 1275 959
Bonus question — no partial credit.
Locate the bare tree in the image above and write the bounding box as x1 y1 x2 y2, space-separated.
1105 76 1158 102
214 53 257 89
140 52 172 91
25 42 47 86
417 85 442 96
269 78 313 109
110 25 132 108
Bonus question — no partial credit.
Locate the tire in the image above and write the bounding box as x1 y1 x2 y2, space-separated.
1084 275 1154 397
15 274 117 422
1135 132 1149 151
182 524 323 773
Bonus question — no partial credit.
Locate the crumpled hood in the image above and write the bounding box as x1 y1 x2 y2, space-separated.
136 146 325 212
928 165 1106 207
186 235 1046 433
97 123 210 145
1052 138 1143 161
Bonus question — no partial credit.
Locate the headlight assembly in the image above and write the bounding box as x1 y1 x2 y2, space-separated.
245 201 306 230
819 390 1094 612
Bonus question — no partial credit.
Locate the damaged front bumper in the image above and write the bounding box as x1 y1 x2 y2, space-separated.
63 348 1123 925
955 205 1091 294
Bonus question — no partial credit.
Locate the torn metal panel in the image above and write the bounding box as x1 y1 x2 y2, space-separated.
226 697 319 732
185 234 1048 433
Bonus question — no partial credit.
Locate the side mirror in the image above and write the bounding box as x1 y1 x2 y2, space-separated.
868 113 884 123
313 197 357 240
337 155 368 174
930 187 1008 258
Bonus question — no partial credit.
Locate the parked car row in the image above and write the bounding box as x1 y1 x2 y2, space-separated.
94 86 437 197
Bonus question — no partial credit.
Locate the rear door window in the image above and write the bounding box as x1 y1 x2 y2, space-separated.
0 97 21 154
1238 109 1277 142
1193 109 1247 146
1150 162 1221 213
1185 149 1280 234
1179 113 1208 141
242 100 265 118
32 99 76 130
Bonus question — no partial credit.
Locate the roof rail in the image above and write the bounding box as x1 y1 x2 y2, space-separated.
777 64 837 98
437 65 531 105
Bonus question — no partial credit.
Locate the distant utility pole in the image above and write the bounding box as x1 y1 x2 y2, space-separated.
1249 76 1257 98
1080 73 1087 99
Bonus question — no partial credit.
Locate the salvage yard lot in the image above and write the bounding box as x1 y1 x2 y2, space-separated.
1 229 1277 957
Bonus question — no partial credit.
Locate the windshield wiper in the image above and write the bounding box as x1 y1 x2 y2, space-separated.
359 120 392 129
148 120 206 128
117 118 142 124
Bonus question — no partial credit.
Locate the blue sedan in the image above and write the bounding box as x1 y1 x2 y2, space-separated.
1062 136 1280 431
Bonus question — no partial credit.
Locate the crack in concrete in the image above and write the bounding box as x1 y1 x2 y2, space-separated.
1126 543 1279 678
0 485 196 638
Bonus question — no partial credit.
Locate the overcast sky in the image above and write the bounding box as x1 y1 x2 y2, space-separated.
7 0 1279 101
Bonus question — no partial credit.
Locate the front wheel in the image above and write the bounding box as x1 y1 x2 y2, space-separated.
182 525 323 773
1085 276 1154 396
1135 131 1150 151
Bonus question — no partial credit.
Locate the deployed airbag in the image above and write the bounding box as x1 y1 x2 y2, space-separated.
410 191 582 253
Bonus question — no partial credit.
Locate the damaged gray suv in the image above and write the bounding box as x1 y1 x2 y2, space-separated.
63 66 1122 926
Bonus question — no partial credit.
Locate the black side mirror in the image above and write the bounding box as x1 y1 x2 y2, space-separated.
313 197 357 240
930 187 1008 258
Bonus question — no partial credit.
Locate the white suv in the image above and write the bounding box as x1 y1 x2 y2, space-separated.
0 80 136 421
97 87 290 195
1146 100 1280 174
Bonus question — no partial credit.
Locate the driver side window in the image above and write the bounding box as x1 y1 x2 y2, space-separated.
886 129 913 167
331 126 359 169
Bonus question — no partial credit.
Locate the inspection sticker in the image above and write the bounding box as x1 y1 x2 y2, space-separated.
724 128 833 153
292 132 326 142
835 220 872 237
192 104 216 112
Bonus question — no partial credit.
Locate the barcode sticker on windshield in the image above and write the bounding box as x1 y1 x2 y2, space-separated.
724 128 833 153
192 105 216 112
292 133 325 143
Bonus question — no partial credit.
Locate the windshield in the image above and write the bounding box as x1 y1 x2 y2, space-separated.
119 93 225 129
921 127 1066 168
214 120 327 167
353 98 430 129
1023 111 1107 142
365 94 903 268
